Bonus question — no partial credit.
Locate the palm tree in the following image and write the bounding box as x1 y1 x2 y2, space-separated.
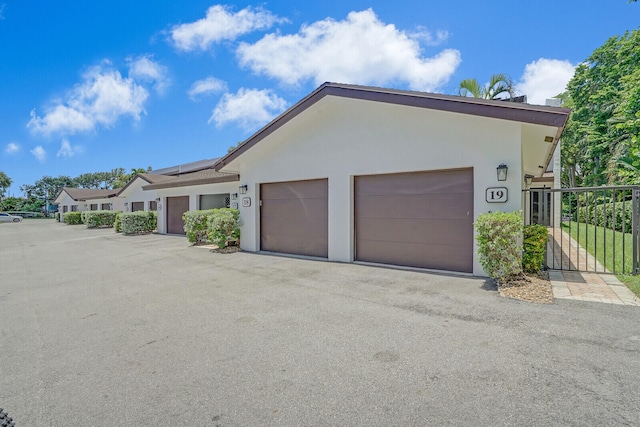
458 73 515 100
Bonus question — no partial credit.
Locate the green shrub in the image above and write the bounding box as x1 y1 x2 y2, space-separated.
523 224 548 273
183 209 217 244
63 211 83 225
206 208 240 248
83 210 118 229
81 211 89 224
55 212 60 222
114 211 122 233
475 210 523 282
120 211 157 235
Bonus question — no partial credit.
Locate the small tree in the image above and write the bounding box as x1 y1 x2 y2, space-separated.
0 171 12 199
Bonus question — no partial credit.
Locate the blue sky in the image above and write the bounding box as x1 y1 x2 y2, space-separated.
1 0 638 196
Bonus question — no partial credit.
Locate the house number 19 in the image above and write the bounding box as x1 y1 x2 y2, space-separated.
486 187 508 203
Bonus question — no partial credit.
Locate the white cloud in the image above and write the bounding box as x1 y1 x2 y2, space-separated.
170 5 285 51
210 88 287 130
5 142 19 154
31 145 46 163
0 4 5 20
237 9 461 92
28 64 149 136
409 27 449 46
128 55 170 94
56 139 80 158
516 58 576 105
188 77 228 100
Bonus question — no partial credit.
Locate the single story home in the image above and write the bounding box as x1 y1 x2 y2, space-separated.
116 173 174 212
211 82 570 276
53 187 124 214
141 168 239 235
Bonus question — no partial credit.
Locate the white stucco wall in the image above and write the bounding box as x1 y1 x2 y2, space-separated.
83 197 125 212
119 180 158 212
153 182 239 234
54 193 86 215
224 96 526 276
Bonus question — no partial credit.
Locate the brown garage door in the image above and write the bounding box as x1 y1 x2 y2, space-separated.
260 179 328 258
166 196 189 235
355 168 473 273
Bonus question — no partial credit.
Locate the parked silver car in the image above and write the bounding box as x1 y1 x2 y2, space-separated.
0 212 23 223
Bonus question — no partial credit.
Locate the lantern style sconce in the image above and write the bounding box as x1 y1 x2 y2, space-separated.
497 164 508 181
524 174 534 186
239 185 248 194
155 198 161 202
231 193 238 200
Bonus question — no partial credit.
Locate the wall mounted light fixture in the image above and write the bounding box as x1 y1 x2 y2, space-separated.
524 174 534 186
239 185 248 194
497 164 508 181
231 193 238 200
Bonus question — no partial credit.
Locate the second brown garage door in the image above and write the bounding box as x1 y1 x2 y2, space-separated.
260 179 328 258
355 168 473 273
166 196 189 235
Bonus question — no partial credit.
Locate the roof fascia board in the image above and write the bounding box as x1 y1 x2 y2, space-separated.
142 174 240 190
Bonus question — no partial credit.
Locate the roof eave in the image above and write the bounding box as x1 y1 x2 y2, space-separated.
142 174 240 190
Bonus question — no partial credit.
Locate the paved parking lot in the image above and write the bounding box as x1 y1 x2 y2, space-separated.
1 220 640 426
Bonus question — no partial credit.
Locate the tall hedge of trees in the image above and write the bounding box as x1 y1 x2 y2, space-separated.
561 27 640 187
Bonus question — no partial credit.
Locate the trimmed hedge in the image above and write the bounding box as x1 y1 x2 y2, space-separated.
475 211 523 282
63 211 83 225
114 211 122 233
183 209 217 244
83 210 118 228
523 224 547 273
576 202 633 233
120 211 157 235
207 208 240 249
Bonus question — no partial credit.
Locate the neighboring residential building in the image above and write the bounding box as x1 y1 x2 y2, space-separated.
141 169 239 235
116 173 175 213
53 188 123 214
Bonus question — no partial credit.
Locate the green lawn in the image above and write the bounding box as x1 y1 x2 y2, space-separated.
562 222 640 298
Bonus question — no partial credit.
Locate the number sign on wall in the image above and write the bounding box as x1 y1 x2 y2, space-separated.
486 187 508 203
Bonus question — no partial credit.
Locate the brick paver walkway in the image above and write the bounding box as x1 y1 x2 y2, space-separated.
546 228 640 306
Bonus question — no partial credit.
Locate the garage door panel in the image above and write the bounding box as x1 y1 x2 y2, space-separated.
261 216 328 235
356 241 472 272
261 179 328 258
261 235 328 257
261 180 328 199
356 169 472 196
260 198 329 219
357 218 473 246
357 193 472 219
355 168 473 273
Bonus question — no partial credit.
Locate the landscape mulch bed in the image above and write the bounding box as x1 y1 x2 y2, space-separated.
209 245 241 254
499 271 554 304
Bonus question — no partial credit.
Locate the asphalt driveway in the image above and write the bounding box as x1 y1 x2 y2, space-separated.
1 220 640 426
